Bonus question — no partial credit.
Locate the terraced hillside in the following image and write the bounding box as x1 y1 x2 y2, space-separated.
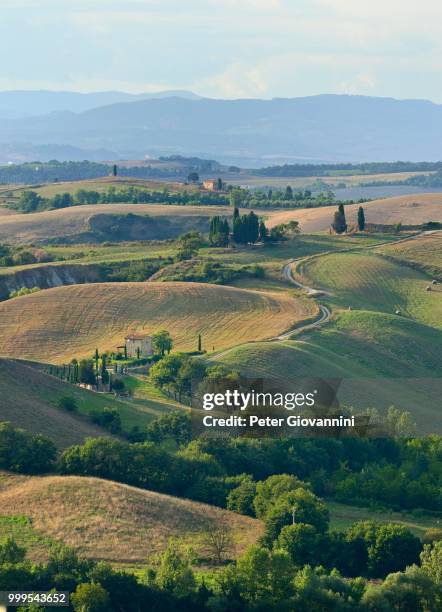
267 193 442 232
0 282 315 362
0 472 262 566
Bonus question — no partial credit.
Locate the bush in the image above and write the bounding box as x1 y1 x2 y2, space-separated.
8 286 40 299
90 408 122 434
112 378 125 392
57 396 78 412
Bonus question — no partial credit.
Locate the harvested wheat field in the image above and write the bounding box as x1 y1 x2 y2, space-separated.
0 282 315 362
0 473 263 565
266 193 442 232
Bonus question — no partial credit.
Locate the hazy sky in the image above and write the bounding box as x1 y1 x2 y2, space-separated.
1 0 442 101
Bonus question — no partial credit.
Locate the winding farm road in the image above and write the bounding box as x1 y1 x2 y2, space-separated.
208 259 332 360
208 230 439 360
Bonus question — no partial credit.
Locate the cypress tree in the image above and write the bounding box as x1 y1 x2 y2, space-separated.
101 355 109 385
358 206 366 231
233 215 243 243
198 334 202 352
332 203 347 234
221 219 230 246
285 185 293 200
259 220 268 242
248 211 259 244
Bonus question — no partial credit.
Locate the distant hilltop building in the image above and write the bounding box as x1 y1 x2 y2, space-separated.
203 178 224 191
125 333 153 358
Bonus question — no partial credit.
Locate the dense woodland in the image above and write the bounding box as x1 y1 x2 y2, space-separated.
0 417 441 610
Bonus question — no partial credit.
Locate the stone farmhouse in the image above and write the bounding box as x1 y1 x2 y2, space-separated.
125 333 153 358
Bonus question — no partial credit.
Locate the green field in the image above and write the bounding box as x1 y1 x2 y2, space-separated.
0 358 182 446
377 232 442 279
213 311 442 432
327 501 440 538
297 251 442 329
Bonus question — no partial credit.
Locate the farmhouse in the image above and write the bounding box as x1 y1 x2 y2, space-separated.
203 178 224 191
125 333 153 358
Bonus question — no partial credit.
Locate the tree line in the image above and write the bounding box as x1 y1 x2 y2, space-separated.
0 533 440 611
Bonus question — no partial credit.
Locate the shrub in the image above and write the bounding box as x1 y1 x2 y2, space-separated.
57 396 78 412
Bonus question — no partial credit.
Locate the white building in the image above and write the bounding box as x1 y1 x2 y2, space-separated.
125 333 153 358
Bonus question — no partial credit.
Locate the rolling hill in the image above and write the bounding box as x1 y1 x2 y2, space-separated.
377 231 442 279
296 251 442 329
0 472 262 565
0 282 314 363
0 202 233 245
212 311 442 433
0 358 178 447
266 193 442 233
0 359 113 448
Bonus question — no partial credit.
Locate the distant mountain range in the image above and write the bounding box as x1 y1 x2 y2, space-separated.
0 89 201 119
1 92 442 166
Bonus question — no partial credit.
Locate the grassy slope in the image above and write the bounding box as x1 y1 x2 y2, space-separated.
214 311 442 432
327 501 438 538
377 232 442 278
297 251 442 329
0 282 314 363
0 359 181 445
267 193 442 232
0 472 263 567
0 359 113 448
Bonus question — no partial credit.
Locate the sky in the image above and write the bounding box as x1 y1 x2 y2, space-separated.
1 0 442 101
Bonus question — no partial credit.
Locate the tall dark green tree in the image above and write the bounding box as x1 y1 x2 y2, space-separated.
79 360 96 386
112 164 118 177
209 216 229 246
101 355 109 385
358 206 366 231
332 203 347 234
285 185 294 200
259 220 269 242
233 214 243 244
247 211 259 244
187 172 199 184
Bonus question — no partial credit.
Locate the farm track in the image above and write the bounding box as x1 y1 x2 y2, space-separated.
210 230 435 361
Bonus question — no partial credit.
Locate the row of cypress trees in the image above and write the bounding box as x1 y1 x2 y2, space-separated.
209 208 269 246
